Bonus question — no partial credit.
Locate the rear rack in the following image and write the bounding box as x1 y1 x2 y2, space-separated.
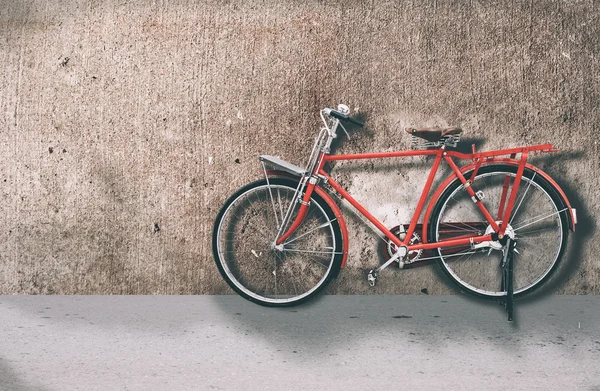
411 134 461 150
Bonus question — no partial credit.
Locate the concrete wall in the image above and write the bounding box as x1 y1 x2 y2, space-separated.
1 0 598 294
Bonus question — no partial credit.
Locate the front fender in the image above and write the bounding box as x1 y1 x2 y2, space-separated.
265 169 350 273
421 159 576 242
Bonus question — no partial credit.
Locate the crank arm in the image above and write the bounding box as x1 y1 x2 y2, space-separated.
368 246 408 286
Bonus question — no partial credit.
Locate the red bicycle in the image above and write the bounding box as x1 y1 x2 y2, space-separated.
212 104 577 320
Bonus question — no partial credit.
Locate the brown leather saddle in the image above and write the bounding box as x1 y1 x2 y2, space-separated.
405 127 462 142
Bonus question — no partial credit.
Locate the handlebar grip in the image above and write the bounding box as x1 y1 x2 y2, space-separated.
347 116 364 127
328 109 364 127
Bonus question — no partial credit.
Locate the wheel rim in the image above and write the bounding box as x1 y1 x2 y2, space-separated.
216 184 338 304
435 170 564 297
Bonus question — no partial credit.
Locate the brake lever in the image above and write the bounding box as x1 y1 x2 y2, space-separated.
338 121 351 140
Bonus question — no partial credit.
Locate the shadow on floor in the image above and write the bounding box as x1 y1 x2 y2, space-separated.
0 358 47 391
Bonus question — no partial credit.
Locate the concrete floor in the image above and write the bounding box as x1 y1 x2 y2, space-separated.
1 295 599 390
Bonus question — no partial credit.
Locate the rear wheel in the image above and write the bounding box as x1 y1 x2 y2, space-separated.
428 164 569 299
212 178 343 306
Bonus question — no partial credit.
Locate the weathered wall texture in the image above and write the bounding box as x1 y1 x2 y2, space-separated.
0 0 598 294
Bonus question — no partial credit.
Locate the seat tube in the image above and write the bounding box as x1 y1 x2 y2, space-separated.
404 150 445 241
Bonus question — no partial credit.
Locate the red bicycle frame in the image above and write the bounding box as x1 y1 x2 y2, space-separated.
275 143 565 259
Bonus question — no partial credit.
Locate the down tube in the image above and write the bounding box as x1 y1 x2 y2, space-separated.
318 150 445 247
322 175 404 248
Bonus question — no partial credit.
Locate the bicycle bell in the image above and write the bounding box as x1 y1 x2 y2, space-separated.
337 104 350 115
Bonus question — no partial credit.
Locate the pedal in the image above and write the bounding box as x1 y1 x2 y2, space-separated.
367 270 378 287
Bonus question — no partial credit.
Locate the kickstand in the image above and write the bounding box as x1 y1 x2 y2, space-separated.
500 239 517 322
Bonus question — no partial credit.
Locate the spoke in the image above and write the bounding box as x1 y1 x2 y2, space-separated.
460 249 476 264
284 218 337 245
219 249 271 254
444 247 477 264
276 188 292 235
307 259 329 269
277 188 285 224
263 173 280 230
516 233 555 240
251 190 276 237
440 221 484 234
513 208 567 232
277 203 319 245
222 239 272 243
274 250 305 296
273 250 292 296
510 190 546 226
282 248 342 255
277 185 303 238
303 203 319 226
228 208 273 242
416 250 480 262
287 257 302 297
517 238 550 251
442 195 484 232
291 271 301 296
517 226 558 236
508 174 535 225
517 226 559 240
257 190 279 238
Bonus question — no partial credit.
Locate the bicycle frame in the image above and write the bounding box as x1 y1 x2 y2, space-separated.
274 143 568 265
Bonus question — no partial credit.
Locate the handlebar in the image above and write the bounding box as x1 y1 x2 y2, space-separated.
323 107 364 127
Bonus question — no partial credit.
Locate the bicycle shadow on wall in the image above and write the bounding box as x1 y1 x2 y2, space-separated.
438 150 593 325
512 151 594 302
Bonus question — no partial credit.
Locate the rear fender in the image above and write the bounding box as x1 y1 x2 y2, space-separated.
421 159 576 242
265 169 349 273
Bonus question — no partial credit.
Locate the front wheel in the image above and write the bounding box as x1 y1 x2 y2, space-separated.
428 164 569 299
212 178 343 306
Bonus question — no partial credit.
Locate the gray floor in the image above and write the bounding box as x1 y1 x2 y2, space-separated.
1 295 599 391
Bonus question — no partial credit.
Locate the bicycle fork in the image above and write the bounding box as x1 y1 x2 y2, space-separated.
272 177 317 245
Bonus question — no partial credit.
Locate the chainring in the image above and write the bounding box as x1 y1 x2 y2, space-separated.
381 225 423 266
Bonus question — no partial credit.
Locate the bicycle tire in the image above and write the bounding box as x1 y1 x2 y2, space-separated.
212 178 343 306
428 164 569 299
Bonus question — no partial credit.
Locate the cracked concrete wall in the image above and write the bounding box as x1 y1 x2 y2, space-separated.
0 0 598 294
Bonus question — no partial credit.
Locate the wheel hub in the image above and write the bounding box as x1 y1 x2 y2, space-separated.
272 243 285 252
473 221 516 252
484 221 516 241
